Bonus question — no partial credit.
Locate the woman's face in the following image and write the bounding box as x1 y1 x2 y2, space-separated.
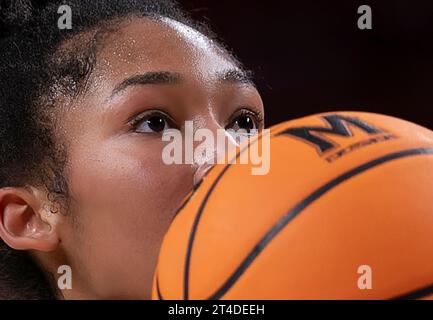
56 18 264 299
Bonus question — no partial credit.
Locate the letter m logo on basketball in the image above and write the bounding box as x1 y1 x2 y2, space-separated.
279 114 382 154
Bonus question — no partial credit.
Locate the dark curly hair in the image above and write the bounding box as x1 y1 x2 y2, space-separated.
0 0 238 299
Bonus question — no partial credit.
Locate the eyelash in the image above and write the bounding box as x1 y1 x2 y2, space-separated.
128 109 177 130
226 108 264 129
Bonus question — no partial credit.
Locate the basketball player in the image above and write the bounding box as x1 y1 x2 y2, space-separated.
0 0 265 299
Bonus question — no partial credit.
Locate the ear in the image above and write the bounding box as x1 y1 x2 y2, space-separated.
0 187 60 252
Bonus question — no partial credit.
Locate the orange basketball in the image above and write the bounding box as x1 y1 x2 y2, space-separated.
152 111 433 300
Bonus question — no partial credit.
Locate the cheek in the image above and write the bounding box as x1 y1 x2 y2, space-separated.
69 138 193 219
65 138 194 297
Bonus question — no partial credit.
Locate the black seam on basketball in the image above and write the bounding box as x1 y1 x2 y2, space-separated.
391 283 433 300
205 147 433 300
171 159 223 223
156 275 164 300
170 177 206 223
183 132 270 300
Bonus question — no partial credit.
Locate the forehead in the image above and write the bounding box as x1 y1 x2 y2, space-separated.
92 17 237 84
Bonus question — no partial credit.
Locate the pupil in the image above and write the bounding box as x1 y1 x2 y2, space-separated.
237 116 254 131
147 116 165 132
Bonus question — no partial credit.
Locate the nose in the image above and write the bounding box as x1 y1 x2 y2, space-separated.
192 121 238 187
193 162 214 187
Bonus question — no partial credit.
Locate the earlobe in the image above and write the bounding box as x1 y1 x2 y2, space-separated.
0 189 60 252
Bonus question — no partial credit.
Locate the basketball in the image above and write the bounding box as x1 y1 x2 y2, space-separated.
153 112 433 300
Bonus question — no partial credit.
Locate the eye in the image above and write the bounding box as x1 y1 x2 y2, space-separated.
131 111 176 134
226 109 263 133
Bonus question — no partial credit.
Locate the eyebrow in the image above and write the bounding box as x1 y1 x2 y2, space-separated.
108 69 255 99
109 71 181 98
216 69 255 85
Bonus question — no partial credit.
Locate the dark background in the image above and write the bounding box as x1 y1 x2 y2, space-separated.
1 1 432 129
183 0 433 129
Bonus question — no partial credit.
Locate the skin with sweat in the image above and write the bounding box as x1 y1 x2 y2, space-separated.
0 17 264 299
